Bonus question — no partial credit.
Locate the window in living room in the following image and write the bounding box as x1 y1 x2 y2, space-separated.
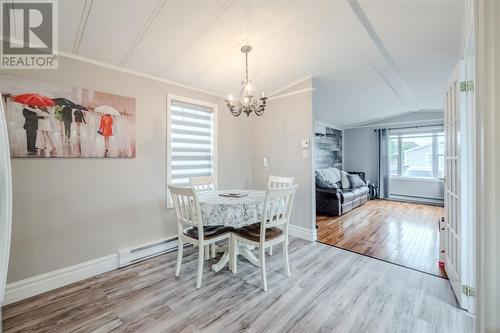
389 131 444 179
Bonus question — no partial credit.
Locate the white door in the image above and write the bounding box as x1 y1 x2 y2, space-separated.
444 60 476 312
458 4 477 313
444 68 462 307
0 97 12 306
443 3 476 312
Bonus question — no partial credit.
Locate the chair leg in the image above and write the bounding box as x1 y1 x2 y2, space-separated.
267 246 273 256
197 244 204 289
204 245 210 260
175 239 183 277
211 243 216 258
282 241 291 277
260 246 267 291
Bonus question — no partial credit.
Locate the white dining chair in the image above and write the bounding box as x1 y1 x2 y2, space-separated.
190 176 217 259
168 185 231 289
268 175 294 188
232 185 298 291
190 176 215 192
267 176 294 255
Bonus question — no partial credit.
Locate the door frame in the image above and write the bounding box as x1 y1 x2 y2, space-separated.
470 0 500 332
442 0 478 314
456 0 478 314
0 95 13 305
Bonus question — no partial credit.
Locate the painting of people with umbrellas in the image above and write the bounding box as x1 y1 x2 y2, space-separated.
0 75 136 158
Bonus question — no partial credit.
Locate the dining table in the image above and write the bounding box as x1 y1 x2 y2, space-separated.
198 189 265 273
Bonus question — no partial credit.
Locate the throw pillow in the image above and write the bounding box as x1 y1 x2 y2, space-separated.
348 174 366 187
315 171 339 189
341 171 351 189
323 167 342 184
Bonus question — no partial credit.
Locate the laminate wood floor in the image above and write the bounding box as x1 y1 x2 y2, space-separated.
2 238 472 333
317 199 446 278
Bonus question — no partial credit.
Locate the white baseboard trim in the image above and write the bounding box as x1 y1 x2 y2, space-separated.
289 224 316 242
3 227 315 306
3 254 118 306
3 236 182 306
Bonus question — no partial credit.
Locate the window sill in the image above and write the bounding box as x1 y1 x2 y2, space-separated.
390 176 444 183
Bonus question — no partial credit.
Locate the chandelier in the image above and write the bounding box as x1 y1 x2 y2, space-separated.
226 45 267 117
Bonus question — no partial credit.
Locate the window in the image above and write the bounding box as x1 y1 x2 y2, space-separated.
388 130 444 179
167 97 216 206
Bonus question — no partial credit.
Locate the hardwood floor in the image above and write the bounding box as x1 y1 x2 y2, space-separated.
317 199 446 277
2 238 472 332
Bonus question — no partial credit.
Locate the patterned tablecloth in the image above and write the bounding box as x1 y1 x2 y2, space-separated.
198 190 265 227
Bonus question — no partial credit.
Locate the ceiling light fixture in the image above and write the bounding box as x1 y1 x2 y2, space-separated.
226 45 267 117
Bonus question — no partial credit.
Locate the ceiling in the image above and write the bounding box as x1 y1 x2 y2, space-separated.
56 0 464 128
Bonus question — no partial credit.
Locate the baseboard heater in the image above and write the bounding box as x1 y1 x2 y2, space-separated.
390 193 444 201
118 236 181 268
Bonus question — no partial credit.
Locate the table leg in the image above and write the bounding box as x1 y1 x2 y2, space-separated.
239 245 260 267
211 250 229 272
215 244 227 254
211 240 260 273
230 236 238 273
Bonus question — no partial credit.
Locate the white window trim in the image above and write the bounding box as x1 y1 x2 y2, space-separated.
166 94 218 209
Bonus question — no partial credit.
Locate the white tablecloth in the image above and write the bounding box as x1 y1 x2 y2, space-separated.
198 190 265 228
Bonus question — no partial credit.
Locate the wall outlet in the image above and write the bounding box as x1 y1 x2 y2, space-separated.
301 139 310 149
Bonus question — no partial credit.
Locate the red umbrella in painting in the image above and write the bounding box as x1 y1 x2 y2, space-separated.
13 93 56 107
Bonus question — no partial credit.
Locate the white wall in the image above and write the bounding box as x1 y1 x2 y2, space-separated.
389 178 444 200
252 79 314 232
0 56 252 282
343 127 378 182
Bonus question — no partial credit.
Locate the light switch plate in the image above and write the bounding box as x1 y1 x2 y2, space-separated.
301 139 310 149
263 157 269 169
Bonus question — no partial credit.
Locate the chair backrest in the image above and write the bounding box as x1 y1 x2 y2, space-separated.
268 175 294 189
168 185 203 232
261 185 298 241
190 176 216 193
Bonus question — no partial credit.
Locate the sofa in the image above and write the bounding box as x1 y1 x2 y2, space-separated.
315 168 369 216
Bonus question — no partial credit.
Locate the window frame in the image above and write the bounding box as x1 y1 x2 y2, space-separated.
166 94 218 209
388 130 444 181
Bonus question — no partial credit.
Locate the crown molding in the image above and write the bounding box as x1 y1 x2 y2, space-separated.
344 119 444 130
268 87 315 101
348 109 443 129
352 110 417 128
57 51 226 99
269 75 313 97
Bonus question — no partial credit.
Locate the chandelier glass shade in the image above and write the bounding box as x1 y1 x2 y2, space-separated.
226 45 267 117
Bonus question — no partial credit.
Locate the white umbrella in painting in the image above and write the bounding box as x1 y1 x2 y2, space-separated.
94 105 121 116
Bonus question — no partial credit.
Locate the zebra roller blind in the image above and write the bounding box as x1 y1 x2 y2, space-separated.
169 100 214 186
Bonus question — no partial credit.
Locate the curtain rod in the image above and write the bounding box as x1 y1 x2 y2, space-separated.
373 124 443 132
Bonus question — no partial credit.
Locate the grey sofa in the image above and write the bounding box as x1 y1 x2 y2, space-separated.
315 169 369 217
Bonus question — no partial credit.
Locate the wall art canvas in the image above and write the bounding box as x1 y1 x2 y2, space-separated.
0 75 136 158
315 122 343 169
